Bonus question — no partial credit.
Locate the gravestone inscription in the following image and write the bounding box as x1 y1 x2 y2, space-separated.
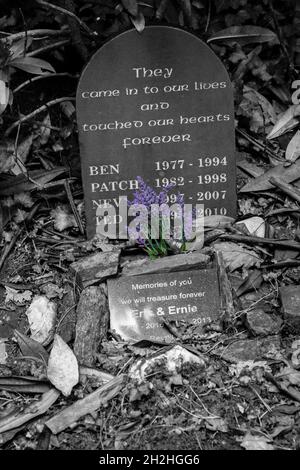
77 26 236 239
107 268 220 343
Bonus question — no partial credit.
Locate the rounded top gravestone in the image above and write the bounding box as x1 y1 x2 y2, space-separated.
76 25 236 239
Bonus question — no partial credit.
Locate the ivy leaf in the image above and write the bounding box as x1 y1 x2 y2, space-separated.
10 57 55 75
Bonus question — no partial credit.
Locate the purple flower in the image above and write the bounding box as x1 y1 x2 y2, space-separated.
128 176 197 249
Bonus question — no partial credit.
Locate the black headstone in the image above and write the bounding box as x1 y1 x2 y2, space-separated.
107 268 220 343
77 26 236 239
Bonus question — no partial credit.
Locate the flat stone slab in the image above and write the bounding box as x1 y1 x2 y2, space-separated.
121 252 210 277
245 309 282 336
70 250 120 287
216 336 281 363
74 285 109 366
280 285 300 332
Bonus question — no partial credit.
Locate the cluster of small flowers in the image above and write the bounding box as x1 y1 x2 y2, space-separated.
127 177 196 253
129 176 173 208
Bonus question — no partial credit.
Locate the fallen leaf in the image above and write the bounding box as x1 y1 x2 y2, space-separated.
237 160 265 178
47 334 79 396
204 215 235 228
214 242 261 271
267 105 300 140
236 216 265 237
240 159 300 192
237 86 276 134
286 130 300 162
26 296 57 346
204 418 228 432
235 269 263 297
240 433 274 450
40 283 64 300
14 329 49 363
208 26 279 46
5 286 32 304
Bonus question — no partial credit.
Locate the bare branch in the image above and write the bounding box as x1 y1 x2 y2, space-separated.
5 97 76 136
35 0 98 37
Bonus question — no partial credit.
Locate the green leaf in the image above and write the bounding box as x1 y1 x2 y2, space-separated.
10 57 55 75
208 26 279 46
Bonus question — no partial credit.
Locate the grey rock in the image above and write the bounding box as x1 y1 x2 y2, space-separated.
74 285 109 366
216 336 281 363
70 250 120 287
280 285 300 333
122 252 210 276
245 309 282 336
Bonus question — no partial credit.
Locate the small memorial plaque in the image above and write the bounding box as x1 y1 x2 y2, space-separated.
107 268 220 343
77 26 236 238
